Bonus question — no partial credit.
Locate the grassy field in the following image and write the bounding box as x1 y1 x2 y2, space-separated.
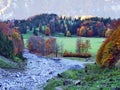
23 31 105 60
56 37 105 58
23 32 105 52
22 30 105 61
44 64 120 90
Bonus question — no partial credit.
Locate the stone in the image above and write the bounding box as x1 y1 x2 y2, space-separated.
15 74 20 78
74 80 81 85
52 58 61 62
49 71 53 75
57 74 63 78
4 87 7 90
113 87 120 90
0 83 2 87
63 79 73 85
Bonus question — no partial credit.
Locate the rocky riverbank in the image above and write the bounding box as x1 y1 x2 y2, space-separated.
0 49 93 90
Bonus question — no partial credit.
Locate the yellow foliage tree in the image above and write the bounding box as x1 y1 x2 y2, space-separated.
45 27 51 36
66 30 71 37
105 28 113 37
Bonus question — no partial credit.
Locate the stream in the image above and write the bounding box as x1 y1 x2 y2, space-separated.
0 49 93 90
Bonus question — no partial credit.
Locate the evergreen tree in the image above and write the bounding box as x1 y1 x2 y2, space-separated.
0 32 14 59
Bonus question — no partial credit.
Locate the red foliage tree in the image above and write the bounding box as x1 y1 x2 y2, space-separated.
0 22 11 36
87 29 94 37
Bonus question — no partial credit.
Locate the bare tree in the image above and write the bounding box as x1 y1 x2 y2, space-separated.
59 41 64 56
54 43 60 57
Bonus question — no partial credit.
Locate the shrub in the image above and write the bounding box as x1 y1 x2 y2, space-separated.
63 51 91 58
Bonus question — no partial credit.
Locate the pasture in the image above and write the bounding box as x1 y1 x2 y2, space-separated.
23 32 105 59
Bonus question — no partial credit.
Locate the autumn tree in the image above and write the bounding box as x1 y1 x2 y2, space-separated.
76 28 80 36
87 29 94 37
45 37 56 55
28 36 45 55
12 27 24 56
28 36 56 56
78 26 87 36
66 30 71 37
96 24 120 67
105 28 113 37
45 26 51 36
77 38 91 54
0 22 24 60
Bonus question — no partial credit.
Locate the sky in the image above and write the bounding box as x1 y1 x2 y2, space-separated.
0 0 120 20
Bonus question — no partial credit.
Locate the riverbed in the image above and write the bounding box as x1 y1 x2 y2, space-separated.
0 49 93 90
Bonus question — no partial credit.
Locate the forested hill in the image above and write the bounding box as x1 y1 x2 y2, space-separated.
5 13 119 37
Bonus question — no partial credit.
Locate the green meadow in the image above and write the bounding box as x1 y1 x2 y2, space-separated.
56 37 105 58
23 31 105 59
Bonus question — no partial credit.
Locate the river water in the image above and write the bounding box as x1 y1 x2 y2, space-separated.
0 49 93 90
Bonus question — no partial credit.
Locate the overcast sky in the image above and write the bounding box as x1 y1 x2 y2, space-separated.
0 0 120 20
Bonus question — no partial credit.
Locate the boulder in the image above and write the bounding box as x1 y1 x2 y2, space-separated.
63 79 73 85
74 80 81 85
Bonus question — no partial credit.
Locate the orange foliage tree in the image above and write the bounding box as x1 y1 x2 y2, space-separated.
79 26 86 36
96 25 120 67
45 37 56 55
